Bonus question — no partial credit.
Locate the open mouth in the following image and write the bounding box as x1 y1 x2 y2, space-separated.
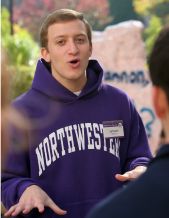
70 59 79 64
69 59 80 68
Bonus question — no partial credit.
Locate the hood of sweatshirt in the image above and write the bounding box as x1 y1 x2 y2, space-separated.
32 59 103 103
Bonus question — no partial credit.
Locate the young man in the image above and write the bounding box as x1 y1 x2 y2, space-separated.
86 26 169 218
2 9 152 218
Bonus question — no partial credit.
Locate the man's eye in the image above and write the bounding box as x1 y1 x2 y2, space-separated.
57 40 65 46
76 38 85 44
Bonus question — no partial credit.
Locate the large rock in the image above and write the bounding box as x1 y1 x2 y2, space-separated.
91 20 161 154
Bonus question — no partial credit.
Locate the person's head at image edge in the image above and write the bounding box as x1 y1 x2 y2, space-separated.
149 26 169 145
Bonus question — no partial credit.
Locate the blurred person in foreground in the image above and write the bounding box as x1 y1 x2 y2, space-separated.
1 51 30 163
1 50 30 217
2 9 152 218
87 26 169 218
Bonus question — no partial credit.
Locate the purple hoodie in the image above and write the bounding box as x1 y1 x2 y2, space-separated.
2 59 152 218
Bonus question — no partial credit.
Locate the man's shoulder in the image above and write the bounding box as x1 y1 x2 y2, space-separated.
102 83 130 100
11 88 41 114
12 89 33 107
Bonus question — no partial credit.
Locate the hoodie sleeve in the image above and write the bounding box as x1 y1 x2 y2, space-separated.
1 123 36 210
122 99 153 173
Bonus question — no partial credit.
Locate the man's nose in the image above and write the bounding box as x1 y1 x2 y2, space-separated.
68 40 79 54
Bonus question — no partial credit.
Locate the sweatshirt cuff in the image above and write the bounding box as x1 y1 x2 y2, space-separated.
130 157 151 170
17 179 37 199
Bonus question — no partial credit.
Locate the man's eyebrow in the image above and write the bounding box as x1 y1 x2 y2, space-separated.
53 35 65 39
75 33 88 38
53 33 87 39
76 33 87 36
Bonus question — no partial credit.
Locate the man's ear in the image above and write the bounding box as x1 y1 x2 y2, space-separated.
41 47 50 62
89 44 92 57
152 86 168 118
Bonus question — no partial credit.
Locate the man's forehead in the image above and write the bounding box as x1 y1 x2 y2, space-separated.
47 20 87 37
48 20 86 30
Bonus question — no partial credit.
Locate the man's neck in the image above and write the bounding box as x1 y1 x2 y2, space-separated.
62 77 87 92
52 73 87 93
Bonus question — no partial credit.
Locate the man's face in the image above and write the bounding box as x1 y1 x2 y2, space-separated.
41 19 92 90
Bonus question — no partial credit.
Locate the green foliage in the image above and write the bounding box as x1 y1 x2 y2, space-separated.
149 1 169 27
1 7 39 99
1 6 11 37
5 25 39 66
9 65 36 99
144 16 162 56
133 0 169 55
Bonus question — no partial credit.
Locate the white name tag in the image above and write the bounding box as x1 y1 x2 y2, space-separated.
103 120 124 138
